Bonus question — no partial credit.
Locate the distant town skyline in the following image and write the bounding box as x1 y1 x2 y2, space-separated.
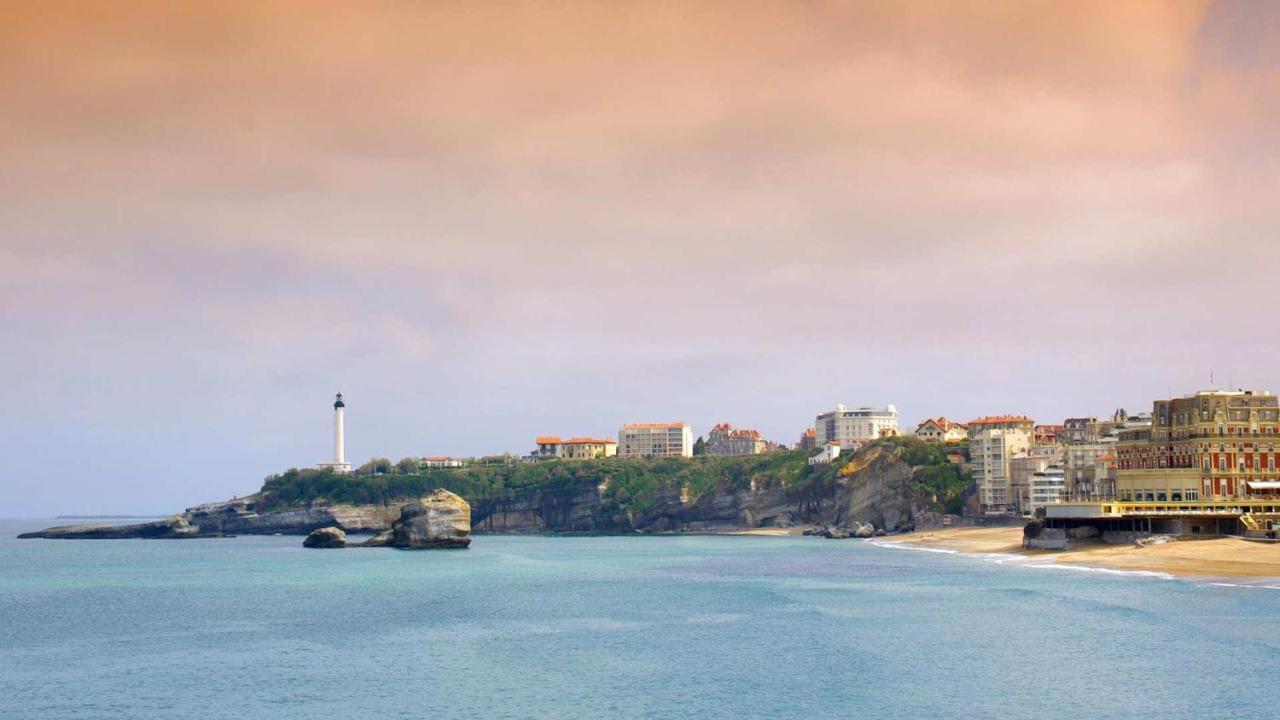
4 0 1280 516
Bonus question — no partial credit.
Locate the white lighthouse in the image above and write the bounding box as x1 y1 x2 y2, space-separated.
317 392 352 474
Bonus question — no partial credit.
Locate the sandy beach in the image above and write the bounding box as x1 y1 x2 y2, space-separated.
887 526 1280 579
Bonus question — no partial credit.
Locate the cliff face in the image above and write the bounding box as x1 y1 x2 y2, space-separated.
472 444 944 534
20 443 964 539
184 499 400 536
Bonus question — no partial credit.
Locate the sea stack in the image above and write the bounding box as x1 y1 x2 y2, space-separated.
390 489 472 549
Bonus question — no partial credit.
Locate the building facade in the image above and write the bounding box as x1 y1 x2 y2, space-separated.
914 417 968 443
421 456 464 469
797 428 817 450
1035 424 1063 446
1061 417 1101 444
967 416 1036 515
815 405 899 450
618 422 694 458
809 441 841 466
705 423 768 456
1063 443 1115 501
533 436 618 460
1028 464 1066 511
1114 389 1280 502
1009 445 1063 515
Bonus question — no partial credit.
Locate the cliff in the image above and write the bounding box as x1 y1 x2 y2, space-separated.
19 439 972 539
473 442 966 534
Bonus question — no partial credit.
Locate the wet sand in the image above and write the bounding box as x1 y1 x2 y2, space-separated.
888 526 1280 579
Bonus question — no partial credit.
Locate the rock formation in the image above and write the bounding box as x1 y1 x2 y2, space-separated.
20 443 962 541
303 526 347 548
389 489 471 549
17 515 201 539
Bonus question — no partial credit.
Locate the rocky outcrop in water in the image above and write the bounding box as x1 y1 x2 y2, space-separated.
17 515 202 539
303 526 348 548
389 489 471 549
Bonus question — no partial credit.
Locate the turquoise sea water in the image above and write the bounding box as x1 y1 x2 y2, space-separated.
2 520 1278 719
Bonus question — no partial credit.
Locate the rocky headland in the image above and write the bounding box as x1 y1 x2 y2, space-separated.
19 439 973 541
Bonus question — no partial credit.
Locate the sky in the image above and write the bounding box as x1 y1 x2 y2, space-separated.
3 1 1279 515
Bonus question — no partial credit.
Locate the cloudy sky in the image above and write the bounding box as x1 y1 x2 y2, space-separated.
3 1 1279 515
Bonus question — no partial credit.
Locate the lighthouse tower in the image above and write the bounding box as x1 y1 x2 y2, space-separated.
317 392 353 474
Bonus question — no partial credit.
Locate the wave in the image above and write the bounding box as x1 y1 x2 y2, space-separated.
869 539 1175 580
1205 581 1280 591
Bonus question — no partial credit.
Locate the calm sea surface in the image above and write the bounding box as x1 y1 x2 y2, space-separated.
2 519 1278 719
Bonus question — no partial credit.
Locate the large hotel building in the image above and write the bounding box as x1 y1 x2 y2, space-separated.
814 405 899 449
1114 389 1280 502
618 422 694 458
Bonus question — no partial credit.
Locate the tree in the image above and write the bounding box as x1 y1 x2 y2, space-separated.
693 436 707 456
396 457 419 475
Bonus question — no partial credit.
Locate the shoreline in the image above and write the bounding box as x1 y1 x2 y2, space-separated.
879 526 1280 582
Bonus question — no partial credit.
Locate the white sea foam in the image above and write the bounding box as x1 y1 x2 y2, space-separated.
870 540 1177 580
1205 582 1280 591
868 541 957 555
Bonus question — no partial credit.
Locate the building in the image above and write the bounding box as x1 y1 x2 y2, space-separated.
317 392 352 474
1061 417 1101 444
809 441 842 466
1009 445 1063 514
914 417 968 443
814 405 899 450
797 428 817 450
967 416 1035 515
705 423 768 456
1115 389 1280 502
1035 424 1064 446
560 438 617 460
532 436 618 460
533 437 563 459
1028 464 1066 511
1099 410 1151 440
421 456 465 469
1063 443 1116 501
618 422 694 458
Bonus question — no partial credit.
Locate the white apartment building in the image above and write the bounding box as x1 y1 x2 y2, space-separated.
1028 464 1067 511
618 422 694 458
814 404 899 449
967 416 1035 515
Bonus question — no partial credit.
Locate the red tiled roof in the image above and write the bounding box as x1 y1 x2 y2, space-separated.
623 422 687 430
967 415 1035 426
564 437 616 445
535 436 563 445
917 417 968 431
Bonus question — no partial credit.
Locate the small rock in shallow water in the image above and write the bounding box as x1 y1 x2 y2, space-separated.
303 526 347 548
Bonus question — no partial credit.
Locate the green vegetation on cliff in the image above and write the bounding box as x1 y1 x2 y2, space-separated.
256 437 972 516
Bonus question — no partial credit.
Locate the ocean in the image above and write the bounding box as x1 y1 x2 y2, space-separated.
2 519 1277 719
